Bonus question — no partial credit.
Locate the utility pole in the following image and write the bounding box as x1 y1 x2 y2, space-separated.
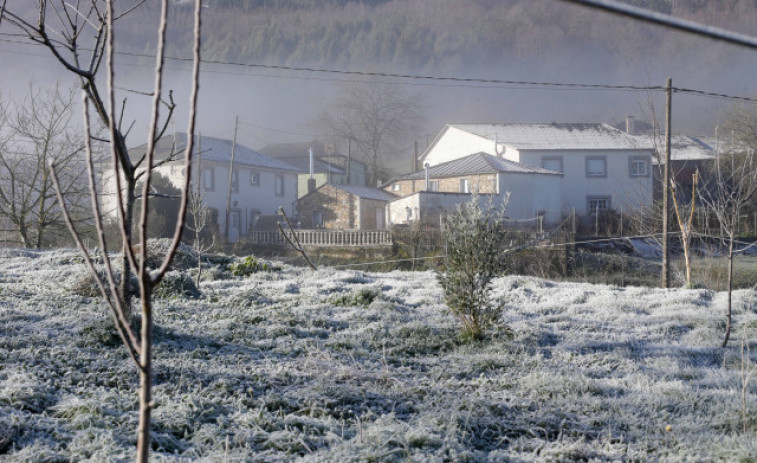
662 78 672 288
346 138 352 185
224 115 238 241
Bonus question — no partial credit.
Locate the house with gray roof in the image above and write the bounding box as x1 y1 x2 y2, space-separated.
383 152 563 226
104 133 300 242
297 183 397 230
419 123 655 217
258 141 369 197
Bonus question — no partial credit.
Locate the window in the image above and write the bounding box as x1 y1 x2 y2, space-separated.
250 171 260 186
231 170 239 192
629 156 649 177
585 156 607 177
541 156 564 173
203 168 214 191
460 178 470 193
207 208 219 225
392 183 401 192
313 211 324 228
587 196 611 214
428 181 439 192
275 175 285 196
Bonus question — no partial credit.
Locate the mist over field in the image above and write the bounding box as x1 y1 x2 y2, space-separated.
1 0 756 156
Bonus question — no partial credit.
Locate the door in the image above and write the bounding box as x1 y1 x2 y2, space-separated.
375 208 385 230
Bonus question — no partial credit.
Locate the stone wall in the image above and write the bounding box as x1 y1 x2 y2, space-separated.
297 185 355 229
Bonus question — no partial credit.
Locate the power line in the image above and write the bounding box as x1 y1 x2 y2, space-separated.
554 0 757 51
2 35 757 103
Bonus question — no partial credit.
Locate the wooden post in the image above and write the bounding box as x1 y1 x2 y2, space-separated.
224 115 238 241
572 207 576 235
662 78 672 288
619 205 623 237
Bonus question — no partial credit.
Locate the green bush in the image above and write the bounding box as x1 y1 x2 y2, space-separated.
229 255 278 276
329 287 381 307
437 195 509 340
153 272 201 299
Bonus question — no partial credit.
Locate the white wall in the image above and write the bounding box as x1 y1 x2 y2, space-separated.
101 161 297 241
517 149 653 215
498 172 563 224
388 192 472 226
422 127 500 166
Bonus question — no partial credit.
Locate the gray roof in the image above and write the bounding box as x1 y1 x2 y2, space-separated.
331 184 397 201
396 152 562 181
444 123 654 151
643 135 717 163
129 133 300 172
277 156 347 175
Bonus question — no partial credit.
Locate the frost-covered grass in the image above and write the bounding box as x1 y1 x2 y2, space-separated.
0 248 756 462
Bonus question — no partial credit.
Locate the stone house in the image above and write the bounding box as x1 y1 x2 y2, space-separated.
383 152 563 226
297 184 397 230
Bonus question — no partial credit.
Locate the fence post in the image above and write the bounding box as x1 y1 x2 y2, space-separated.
619 205 623 237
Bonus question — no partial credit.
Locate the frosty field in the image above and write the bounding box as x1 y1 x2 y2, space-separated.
0 248 755 462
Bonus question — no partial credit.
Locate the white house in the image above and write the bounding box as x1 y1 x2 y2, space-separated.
419 123 655 216
104 133 300 242
384 152 563 226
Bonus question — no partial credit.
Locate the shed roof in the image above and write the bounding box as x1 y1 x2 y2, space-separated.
442 123 654 151
129 133 300 172
395 152 562 181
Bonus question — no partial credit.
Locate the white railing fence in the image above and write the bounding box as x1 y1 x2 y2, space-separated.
250 229 393 247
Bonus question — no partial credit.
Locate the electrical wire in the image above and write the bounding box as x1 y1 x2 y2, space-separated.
554 0 757 51
2 34 757 103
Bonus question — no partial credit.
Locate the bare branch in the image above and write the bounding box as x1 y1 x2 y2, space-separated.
154 0 201 283
49 162 141 366
79 92 141 361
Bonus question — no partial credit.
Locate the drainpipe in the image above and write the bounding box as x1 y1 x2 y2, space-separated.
425 163 430 191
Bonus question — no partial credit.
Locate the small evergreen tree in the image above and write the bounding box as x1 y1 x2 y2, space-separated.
437 194 509 340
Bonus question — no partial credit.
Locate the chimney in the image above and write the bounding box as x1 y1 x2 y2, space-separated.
625 115 635 135
309 146 314 179
425 163 430 191
307 146 316 194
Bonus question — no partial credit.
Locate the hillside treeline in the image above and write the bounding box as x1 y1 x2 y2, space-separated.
128 0 757 75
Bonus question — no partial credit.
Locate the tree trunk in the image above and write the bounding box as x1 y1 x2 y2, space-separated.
122 179 136 317
136 287 153 463
723 235 734 347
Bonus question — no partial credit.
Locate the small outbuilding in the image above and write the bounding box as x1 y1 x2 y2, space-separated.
297 184 397 230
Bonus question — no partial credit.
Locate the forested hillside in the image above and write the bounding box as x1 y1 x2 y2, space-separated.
137 0 757 75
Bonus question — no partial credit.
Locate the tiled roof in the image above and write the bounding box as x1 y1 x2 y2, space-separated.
448 123 654 150
395 152 562 181
129 133 300 172
331 184 397 201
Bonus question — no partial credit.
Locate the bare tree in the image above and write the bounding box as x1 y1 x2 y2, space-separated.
670 170 699 288
314 79 424 185
38 1 201 461
0 85 90 248
187 144 215 285
1 0 179 308
701 137 757 347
